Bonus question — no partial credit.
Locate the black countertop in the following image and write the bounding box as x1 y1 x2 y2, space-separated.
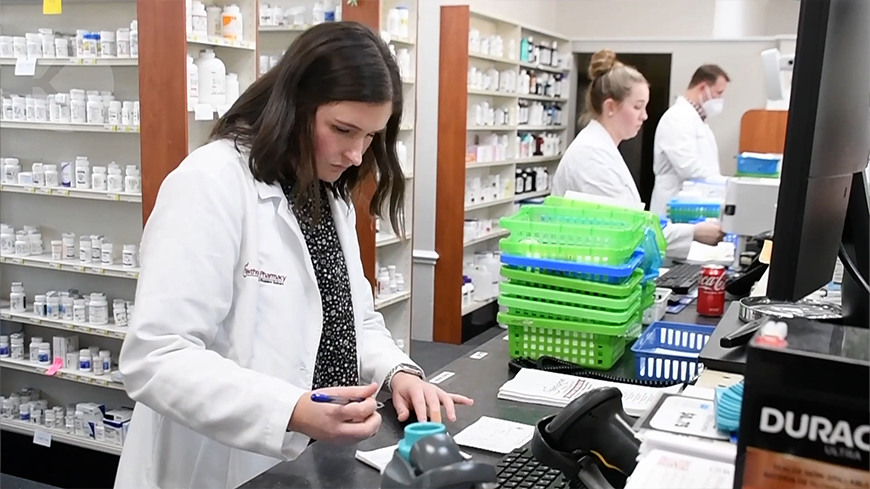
240 305 720 489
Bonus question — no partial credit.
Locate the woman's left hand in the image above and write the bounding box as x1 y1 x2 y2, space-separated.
390 372 474 423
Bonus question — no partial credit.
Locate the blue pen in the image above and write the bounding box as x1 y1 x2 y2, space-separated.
310 393 366 405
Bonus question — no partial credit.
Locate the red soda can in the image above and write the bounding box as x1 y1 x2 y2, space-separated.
697 265 726 317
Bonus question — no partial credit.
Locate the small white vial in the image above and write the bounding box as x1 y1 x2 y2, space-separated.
62 232 76 259
92 166 107 191
112 299 127 326
51 239 62 259
107 101 121 125
130 20 138 57
122 244 138 268
86 95 104 124
107 165 124 192
33 295 46 317
73 299 87 322
61 296 74 320
29 233 43 255
124 165 141 193
99 350 111 371
10 282 26 312
44 164 59 187
37 342 51 365
101 242 114 265
75 157 90 188
46 296 60 319
0 335 9 358
78 349 92 372
121 101 133 126
90 235 102 262
79 236 92 263
10 337 24 360
132 101 140 126
15 237 30 256
88 294 108 325
29 337 42 362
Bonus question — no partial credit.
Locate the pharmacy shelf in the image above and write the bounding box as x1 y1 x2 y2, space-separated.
0 57 138 67
186 34 256 50
517 94 569 103
467 125 516 131
466 160 515 169
376 234 401 247
0 254 140 280
514 155 562 165
402 77 415 84
386 36 415 46
0 183 142 203
258 25 307 32
461 296 498 316
463 228 510 248
0 357 125 391
517 125 566 132
374 291 411 311
0 309 127 339
0 418 122 456
468 52 517 65
515 189 550 201
465 195 515 212
519 61 568 74
467 88 518 99
0 121 140 134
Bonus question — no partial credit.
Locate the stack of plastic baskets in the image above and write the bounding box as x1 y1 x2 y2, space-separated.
667 199 722 223
498 197 665 370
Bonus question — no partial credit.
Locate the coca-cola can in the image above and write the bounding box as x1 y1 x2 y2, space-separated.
698 264 726 317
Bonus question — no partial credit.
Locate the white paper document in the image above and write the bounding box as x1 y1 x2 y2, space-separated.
498 368 682 417
625 449 734 489
452 416 535 454
355 444 472 472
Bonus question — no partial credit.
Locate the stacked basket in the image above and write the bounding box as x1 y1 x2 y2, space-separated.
498 196 665 370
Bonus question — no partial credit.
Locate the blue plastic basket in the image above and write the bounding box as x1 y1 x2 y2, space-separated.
500 249 644 284
631 321 715 382
737 153 781 176
667 200 722 223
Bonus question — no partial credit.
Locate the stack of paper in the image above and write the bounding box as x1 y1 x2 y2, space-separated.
625 449 734 489
452 416 535 454
497 368 682 417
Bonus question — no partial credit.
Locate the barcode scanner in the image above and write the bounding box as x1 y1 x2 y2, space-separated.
530 387 641 489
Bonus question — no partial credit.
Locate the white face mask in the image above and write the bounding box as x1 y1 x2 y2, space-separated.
702 87 724 118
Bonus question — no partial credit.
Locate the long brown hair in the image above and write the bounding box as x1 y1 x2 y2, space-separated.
210 21 405 235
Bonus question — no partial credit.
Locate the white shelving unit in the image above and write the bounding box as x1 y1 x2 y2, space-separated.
0 0 142 458
461 11 573 317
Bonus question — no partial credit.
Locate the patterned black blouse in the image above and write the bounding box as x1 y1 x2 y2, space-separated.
288 182 360 389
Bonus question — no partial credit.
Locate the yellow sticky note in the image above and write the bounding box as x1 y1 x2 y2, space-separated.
43 0 62 15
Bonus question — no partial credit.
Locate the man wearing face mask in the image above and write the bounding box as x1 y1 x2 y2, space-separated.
650 64 730 220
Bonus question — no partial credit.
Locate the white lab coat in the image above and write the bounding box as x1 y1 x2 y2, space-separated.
650 96 722 216
114 140 417 489
551 120 694 259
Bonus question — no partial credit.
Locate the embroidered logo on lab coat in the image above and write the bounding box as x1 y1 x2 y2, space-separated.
243 262 287 285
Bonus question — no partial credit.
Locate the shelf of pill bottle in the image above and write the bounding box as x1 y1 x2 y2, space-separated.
258 25 308 33
515 189 550 201
467 88 519 99
374 290 411 311
463 228 510 248
0 121 140 133
376 233 413 248
516 94 568 103
0 357 125 391
382 35 414 46
0 254 140 280
464 194 515 212
467 125 517 131
0 183 142 203
513 154 562 165
468 52 517 66
186 34 256 50
0 418 123 455
0 309 127 339
518 61 569 75
517 125 566 132
0 57 138 67
461 296 498 316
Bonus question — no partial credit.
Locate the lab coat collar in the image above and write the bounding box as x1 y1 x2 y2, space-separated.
587 119 619 150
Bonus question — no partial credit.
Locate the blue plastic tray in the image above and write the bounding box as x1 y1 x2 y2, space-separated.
631 321 715 382
500 249 644 284
737 154 780 175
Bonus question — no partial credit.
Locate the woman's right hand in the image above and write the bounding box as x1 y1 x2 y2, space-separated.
693 221 726 246
288 382 382 444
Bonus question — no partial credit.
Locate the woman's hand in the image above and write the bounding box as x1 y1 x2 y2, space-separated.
390 372 473 423
693 220 726 246
288 382 382 444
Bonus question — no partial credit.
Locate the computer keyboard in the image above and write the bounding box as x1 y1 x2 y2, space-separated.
495 447 569 489
656 263 702 295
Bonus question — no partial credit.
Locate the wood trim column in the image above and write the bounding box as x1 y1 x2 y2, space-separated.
137 0 190 224
345 0 382 289
433 6 470 344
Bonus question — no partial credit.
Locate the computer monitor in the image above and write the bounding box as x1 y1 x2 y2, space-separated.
766 0 870 328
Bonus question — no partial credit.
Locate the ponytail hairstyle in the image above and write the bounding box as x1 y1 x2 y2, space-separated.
578 49 648 127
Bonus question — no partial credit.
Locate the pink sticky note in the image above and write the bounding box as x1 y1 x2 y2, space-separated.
45 357 64 376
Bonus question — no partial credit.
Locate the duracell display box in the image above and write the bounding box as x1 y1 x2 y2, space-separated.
735 318 869 489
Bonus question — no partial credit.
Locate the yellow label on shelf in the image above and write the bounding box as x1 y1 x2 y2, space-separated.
56 189 69 196
126 271 139 278
43 0 62 14
49 262 60 269
11 258 22 264
106 193 119 201
24 186 35 193
89 267 105 275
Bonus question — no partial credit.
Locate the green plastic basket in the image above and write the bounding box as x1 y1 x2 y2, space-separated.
500 205 646 246
544 196 667 260
499 237 638 264
501 266 644 299
500 282 640 312
498 291 641 326
499 311 642 369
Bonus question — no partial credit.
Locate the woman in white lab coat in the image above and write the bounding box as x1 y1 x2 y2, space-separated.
115 23 471 489
551 50 723 259
649 64 730 216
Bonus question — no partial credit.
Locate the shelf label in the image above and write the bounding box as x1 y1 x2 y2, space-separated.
63 323 75 330
106 193 120 201
33 429 52 447
81 58 96 65
43 0 62 14
88 267 105 275
49 262 61 269
14 57 37 76
126 271 139 278
55 189 69 196
469 351 488 360
10 258 23 264
112 331 125 338
23 186 35 193
32 318 42 324
37 187 52 194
